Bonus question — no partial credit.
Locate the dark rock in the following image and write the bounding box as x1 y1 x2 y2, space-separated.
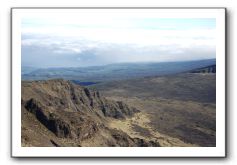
109 129 160 147
25 98 72 138
50 139 60 147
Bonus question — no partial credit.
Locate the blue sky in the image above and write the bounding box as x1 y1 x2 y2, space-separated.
22 18 215 30
21 12 216 68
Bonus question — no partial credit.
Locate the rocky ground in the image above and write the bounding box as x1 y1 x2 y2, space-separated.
22 72 216 147
21 79 160 147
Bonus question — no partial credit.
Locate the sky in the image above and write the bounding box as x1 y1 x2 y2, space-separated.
21 10 216 68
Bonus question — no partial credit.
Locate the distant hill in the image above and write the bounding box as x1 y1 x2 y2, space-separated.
21 66 39 75
190 65 216 73
22 59 216 82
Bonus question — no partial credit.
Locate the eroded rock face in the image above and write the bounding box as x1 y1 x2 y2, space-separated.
99 100 139 119
21 79 144 146
25 98 73 139
24 98 102 141
22 79 139 119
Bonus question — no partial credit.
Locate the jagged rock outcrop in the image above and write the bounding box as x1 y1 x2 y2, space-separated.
23 98 100 140
22 79 139 119
25 98 72 138
21 79 157 147
109 129 160 147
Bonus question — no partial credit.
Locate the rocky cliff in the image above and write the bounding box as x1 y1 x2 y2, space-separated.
21 79 160 147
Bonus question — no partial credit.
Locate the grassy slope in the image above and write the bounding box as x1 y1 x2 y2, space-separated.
91 73 216 146
91 73 216 103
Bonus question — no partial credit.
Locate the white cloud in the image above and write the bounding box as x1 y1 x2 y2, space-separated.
22 26 215 46
22 27 216 57
21 12 216 67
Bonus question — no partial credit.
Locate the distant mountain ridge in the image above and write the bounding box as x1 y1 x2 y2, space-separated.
22 59 216 83
190 65 216 73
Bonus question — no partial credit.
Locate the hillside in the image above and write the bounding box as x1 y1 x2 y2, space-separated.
91 73 216 103
91 73 216 146
21 79 160 147
21 68 216 147
190 65 216 73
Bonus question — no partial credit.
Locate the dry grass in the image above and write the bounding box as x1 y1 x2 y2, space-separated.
93 73 216 147
109 112 197 147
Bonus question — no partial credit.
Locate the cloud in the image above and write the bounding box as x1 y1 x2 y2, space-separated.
21 15 216 68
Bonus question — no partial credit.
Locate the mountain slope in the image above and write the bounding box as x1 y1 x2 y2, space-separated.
91 73 216 146
22 79 139 119
91 73 216 103
190 65 216 73
21 79 160 147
